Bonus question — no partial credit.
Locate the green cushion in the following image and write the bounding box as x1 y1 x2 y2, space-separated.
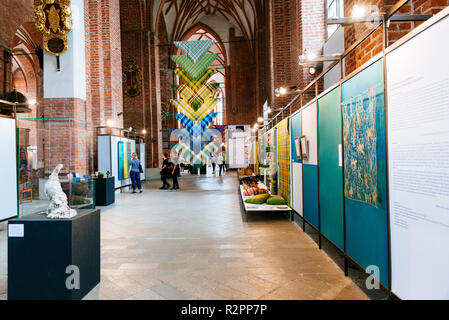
245 193 270 204
266 195 287 205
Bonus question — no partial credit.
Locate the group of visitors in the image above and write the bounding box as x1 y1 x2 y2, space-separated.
127 149 228 193
210 151 227 176
160 153 180 190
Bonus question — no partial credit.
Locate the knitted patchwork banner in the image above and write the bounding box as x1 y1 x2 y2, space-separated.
171 98 218 121
174 113 217 136
277 118 291 205
176 83 220 111
174 68 217 91
170 40 222 166
201 112 218 132
171 53 220 80
173 40 216 63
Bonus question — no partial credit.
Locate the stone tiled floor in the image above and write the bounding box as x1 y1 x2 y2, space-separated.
0 170 369 300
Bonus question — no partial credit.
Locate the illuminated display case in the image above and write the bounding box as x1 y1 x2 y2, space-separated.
17 118 95 218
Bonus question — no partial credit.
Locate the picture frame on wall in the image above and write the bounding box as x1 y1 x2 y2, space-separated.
300 135 309 160
294 137 302 160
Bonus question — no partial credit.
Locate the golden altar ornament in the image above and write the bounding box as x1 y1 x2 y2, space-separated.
34 0 72 56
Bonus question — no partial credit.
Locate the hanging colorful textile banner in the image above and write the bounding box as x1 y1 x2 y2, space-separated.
170 40 222 166
171 53 220 80
176 82 220 111
174 68 217 91
173 39 216 63
171 98 218 121
277 118 291 205
174 113 218 136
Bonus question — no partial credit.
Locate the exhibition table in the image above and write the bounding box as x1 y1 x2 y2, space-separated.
239 182 292 223
7 209 101 300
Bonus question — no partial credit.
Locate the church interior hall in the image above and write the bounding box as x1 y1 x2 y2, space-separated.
1 0 449 302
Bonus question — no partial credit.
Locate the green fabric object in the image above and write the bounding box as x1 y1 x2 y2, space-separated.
174 40 216 63
266 195 287 205
245 194 270 204
170 53 220 80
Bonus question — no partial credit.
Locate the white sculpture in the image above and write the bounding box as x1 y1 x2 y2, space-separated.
44 164 77 219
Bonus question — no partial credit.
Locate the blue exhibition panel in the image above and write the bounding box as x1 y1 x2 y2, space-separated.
317 87 344 250
290 112 302 164
341 58 389 287
302 164 319 229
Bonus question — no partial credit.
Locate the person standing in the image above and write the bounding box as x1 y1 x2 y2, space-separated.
160 153 171 189
217 152 224 176
171 152 181 190
210 153 217 174
128 152 143 193
222 149 227 172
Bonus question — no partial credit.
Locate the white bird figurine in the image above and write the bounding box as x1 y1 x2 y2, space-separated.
44 164 77 219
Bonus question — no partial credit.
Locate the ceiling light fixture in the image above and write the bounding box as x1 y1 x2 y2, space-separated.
352 5 366 19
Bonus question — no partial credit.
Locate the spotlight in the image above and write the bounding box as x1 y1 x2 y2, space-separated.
309 67 316 75
352 5 366 19
27 99 37 106
106 120 114 127
142 129 147 134
253 123 259 129
257 117 264 123
279 87 287 95
307 52 317 60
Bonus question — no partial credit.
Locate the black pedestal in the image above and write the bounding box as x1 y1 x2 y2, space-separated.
7 209 101 300
95 177 115 206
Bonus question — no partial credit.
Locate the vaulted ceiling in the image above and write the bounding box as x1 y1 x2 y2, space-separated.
153 0 262 42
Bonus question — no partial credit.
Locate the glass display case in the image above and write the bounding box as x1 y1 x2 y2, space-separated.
17 118 95 218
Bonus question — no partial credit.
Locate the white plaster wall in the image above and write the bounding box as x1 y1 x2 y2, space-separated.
43 0 86 100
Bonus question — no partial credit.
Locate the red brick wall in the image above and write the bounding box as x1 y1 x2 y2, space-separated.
227 28 258 126
270 0 299 109
344 0 449 74
0 0 34 94
37 98 90 174
269 0 325 115
121 0 162 168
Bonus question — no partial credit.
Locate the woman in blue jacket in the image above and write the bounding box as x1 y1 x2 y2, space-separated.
128 152 143 193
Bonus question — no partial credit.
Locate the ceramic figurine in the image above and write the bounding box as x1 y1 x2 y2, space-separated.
44 164 77 219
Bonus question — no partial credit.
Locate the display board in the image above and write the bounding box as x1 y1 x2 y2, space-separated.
97 135 136 189
342 58 389 287
318 87 344 249
301 101 319 229
268 128 278 194
386 12 449 300
0 117 17 221
138 143 146 181
290 111 303 215
277 118 290 205
118 141 131 180
228 126 251 168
